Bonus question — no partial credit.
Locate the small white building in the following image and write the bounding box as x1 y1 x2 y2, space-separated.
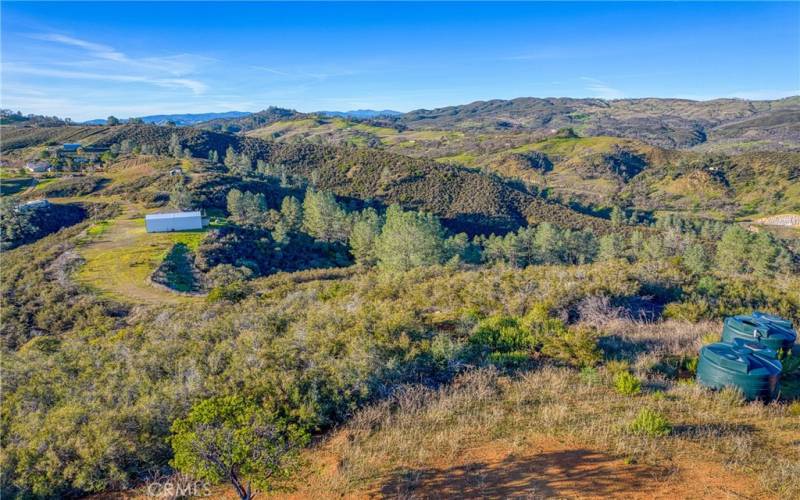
145 211 205 233
25 161 50 173
16 199 50 213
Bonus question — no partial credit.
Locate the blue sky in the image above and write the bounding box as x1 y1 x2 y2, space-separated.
2 2 798 121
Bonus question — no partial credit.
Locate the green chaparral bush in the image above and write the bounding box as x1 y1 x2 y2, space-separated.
628 408 672 437
170 395 300 497
0 165 797 498
470 314 532 353
206 281 254 303
469 306 601 368
614 371 642 396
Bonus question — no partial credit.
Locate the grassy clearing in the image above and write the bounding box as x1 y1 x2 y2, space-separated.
86 220 111 236
0 177 35 196
350 122 399 139
510 136 631 156
75 214 206 304
435 152 478 166
32 177 57 191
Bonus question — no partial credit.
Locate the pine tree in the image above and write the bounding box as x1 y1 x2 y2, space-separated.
226 189 244 220
375 205 446 272
715 225 752 274
643 235 666 261
271 220 290 245
534 222 562 264
561 229 598 264
302 189 349 243
683 243 709 275
241 192 267 222
224 146 237 170
169 183 194 211
279 196 303 232
629 230 645 259
610 206 626 227
168 134 182 158
349 207 382 266
598 233 625 261
237 154 253 176
750 231 779 275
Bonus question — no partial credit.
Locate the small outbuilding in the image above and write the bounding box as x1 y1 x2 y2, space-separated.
16 199 50 213
145 211 205 233
25 161 50 173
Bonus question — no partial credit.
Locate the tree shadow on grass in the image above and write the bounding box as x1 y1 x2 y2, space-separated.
380 449 668 499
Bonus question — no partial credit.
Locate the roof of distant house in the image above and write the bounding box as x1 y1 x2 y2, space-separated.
145 211 202 220
22 199 49 205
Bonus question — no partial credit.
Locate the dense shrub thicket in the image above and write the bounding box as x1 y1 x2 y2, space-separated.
1 126 798 497
0 200 88 251
2 213 798 497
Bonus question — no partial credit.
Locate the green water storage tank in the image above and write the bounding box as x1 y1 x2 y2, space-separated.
721 314 796 352
696 339 782 401
752 310 797 345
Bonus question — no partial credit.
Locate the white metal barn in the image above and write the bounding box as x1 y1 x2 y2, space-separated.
145 211 204 233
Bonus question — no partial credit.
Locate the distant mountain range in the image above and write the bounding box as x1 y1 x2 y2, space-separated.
318 109 403 119
83 109 401 126
83 111 250 126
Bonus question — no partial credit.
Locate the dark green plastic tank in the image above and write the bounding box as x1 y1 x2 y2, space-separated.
752 310 797 346
696 339 782 401
721 313 796 352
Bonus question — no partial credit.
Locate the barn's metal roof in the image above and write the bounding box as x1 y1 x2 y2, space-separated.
145 211 202 220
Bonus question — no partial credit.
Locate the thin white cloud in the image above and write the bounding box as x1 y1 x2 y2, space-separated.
31 33 126 61
250 65 358 82
4 63 207 94
11 33 210 95
580 77 625 99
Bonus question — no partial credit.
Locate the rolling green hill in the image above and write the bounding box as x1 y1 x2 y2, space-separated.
2 101 800 500
2 124 609 235
390 96 800 149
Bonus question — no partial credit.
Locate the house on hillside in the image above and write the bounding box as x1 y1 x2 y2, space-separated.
25 161 51 173
62 143 81 153
16 199 50 213
145 211 207 233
